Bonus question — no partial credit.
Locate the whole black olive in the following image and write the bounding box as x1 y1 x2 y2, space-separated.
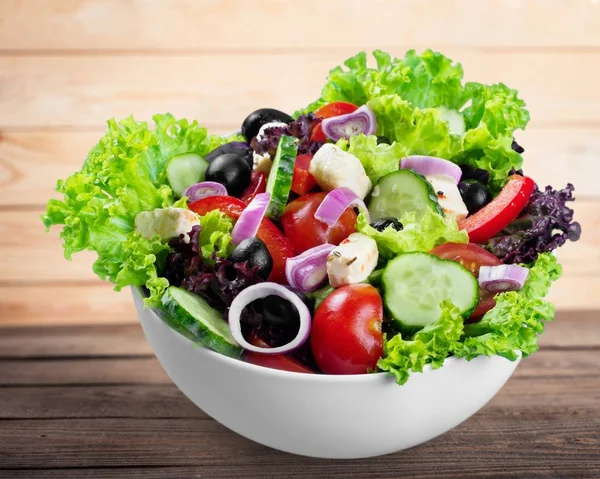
205 153 251 197
205 142 253 170
241 108 294 140
262 295 300 330
376 135 391 145
459 164 490 185
228 237 273 280
369 217 403 232
458 180 492 215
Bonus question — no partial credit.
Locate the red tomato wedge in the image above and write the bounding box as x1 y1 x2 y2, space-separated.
244 334 314 373
281 192 357 254
291 154 316 196
430 243 503 322
240 171 267 204
458 175 535 244
429 243 502 277
188 196 295 284
310 101 359 143
244 352 314 373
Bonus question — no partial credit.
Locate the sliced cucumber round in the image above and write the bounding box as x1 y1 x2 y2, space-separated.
167 153 209 197
265 135 298 220
367 169 443 221
382 252 478 330
161 286 242 358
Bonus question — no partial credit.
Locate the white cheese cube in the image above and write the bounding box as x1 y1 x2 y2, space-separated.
309 144 372 199
327 233 379 288
135 207 200 241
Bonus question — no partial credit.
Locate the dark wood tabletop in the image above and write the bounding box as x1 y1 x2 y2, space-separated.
0 311 598 479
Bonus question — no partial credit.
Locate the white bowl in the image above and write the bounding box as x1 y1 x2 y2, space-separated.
132 287 520 459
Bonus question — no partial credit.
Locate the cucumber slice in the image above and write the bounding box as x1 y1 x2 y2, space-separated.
382 252 478 330
368 169 443 221
265 135 298 220
167 153 209 197
161 286 242 358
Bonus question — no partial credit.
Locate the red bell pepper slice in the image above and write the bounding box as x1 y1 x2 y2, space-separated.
291 154 316 196
458 175 535 244
240 171 267 204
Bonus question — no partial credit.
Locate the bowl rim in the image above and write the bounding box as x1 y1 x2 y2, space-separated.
134 287 519 384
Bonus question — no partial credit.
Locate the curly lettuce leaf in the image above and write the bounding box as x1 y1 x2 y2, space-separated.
377 301 464 385
335 134 406 185
368 94 463 160
42 114 231 306
298 49 529 191
462 82 530 137
299 49 467 113
196 211 234 263
453 253 561 360
357 208 468 260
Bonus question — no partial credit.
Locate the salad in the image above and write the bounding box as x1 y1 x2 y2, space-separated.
43 50 581 384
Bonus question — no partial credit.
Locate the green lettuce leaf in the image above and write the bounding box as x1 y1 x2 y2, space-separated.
298 49 530 191
367 94 463 160
462 82 530 137
42 114 233 306
454 253 561 360
377 301 464 385
357 209 468 260
335 134 406 185
197 210 234 263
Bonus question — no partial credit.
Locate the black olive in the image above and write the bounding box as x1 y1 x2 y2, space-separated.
458 180 492 215
205 153 251 197
376 135 391 145
205 142 253 170
459 164 490 185
228 237 273 280
369 217 403 232
511 138 525 154
262 295 300 330
242 108 294 140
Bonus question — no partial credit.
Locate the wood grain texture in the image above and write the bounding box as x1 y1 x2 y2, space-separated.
0 323 151 358
1 0 599 51
0 52 598 129
0 285 136 327
0 406 598 475
0 320 598 477
2 128 599 207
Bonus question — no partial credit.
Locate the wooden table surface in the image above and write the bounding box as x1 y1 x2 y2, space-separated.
0 311 598 478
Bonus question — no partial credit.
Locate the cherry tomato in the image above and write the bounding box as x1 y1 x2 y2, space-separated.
280 192 357 253
310 101 358 142
188 196 295 284
245 352 314 373
468 293 496 322
240 171 267 204
430 243 503 321
244 334 314 374
311 284 384 375
429 243 502 277
458 175 535 244
291 154 317 196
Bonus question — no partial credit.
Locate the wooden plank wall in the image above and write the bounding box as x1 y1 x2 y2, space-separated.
0 0 598 326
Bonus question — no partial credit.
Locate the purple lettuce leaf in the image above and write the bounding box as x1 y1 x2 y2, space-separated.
485 183 581 264
250 113 324 158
